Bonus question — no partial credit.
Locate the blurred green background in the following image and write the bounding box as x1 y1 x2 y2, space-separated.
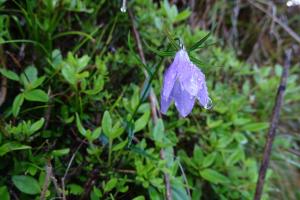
0 0 299 199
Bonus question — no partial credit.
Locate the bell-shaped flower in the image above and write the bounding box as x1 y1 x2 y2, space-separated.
160 49 210 117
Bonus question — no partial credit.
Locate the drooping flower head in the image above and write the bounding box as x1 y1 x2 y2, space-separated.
160 48 210 117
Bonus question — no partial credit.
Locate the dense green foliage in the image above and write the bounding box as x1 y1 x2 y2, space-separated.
0 0 299 200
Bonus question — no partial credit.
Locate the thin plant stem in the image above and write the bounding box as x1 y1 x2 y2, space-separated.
253 49 292 200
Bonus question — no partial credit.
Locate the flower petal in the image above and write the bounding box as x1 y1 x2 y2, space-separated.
197 80 210 108
160 95 172 114
161 52 180 99
172 81 195 117
179 62 205 96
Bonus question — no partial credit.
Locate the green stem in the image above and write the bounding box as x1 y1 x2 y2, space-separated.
127 57 164 146
108 139 113 167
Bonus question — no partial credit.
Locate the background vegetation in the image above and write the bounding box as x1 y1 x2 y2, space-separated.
0 0 299 199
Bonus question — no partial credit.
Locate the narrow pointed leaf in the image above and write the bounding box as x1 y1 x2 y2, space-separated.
189 55 206 67
164 28 180 50
144 41 176 57
189 32 211 51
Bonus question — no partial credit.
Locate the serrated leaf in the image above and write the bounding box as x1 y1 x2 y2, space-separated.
12 175 41 195
24 89 49 102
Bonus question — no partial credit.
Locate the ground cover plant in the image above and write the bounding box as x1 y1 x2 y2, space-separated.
0 0 300 200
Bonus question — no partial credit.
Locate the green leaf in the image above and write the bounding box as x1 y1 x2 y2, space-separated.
75 113 86 136
0 68 19 81
189 32 211 51
226 148 245 166
134 109 150 133
200 169 229 184
52 148 70 157
164 28 180 50
30 76 45 89
24 65 38 83
61 64 76 85
174 9 191 22
68 184 84 195
29 118 45 134
102 111 112 137
12 175 41 195
77 55 90 72
241 122 269 132
90 186 102 200
24 89 49 102
91 127 101 141
104 178 117 192
152 119 164 144
112 139 128 151
0 142 31 156
189 55 206 66
148 186 161 200
132 196 145 200
12 94 24 117
0 186 10 200
144 41 176 57
193 145 204 165
110 121 124 139
202 152 217 168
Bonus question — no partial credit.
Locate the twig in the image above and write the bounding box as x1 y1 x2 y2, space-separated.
178 159 191 199
253 49 292 200
50 175 62 198
47 161 63 198
40 160 52 200
61 142 83 200
128 9 173 200
160 149 173 200
249 0 300 44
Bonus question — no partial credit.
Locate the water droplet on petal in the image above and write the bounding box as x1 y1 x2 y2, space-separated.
120 6 126 12
204 98 213 110
120 0 127 13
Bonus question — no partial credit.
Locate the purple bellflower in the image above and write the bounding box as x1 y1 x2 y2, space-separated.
160 48 210 117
